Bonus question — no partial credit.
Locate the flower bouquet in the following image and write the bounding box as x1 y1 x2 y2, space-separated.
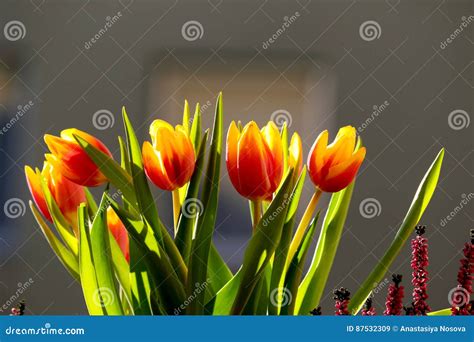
24 93 472 316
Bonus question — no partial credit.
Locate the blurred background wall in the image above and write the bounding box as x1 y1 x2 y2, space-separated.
0 0 472 314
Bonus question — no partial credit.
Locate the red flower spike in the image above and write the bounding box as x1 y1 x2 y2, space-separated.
451 231 473 315
333 287 350 315
361 297 376 316
410 226 430 315
384 274 405 315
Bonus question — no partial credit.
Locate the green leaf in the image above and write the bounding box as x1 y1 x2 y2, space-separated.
206 268 242 315
428 308 451 316
268 167 306 315
108 200 186 314
29 201 79 280
122 108 187 284
175 132 208 262
348 148 445 314
77 204 103 315
108 231 131 308
206 244 233 297
186 93 223 314
182 99 190 133
84 188 98 218
129 238 152 315
190 103 202 151
89 194 124 315
296 180 356 315
73 134 135 202
231 169 295 314
281 212 319 315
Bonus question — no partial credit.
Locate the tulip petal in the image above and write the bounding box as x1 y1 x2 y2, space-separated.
236 122 272 200
321 147 366 192
288 132 303 173
308 130 328 186
262 121 284 190
324 126 356 167
25 165 51 221
226 121 241 193
142 141 174 190
150 119 174 145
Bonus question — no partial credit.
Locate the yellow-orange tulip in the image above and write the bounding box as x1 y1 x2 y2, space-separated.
226 121 284 201
106 207 130 263
288 132 303 174
142 119 195 191
308 125 366 193
44 129 113 187
25 159 86 228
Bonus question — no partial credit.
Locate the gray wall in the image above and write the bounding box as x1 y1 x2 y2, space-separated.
0 0 472 314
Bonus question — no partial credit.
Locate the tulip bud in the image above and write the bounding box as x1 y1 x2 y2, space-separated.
142 119 195 191
25 159 86 228
307 126 366 193
226 121 283 201
44 129 113 187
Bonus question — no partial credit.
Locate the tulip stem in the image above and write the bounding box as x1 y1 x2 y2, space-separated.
251 200 262 232
286 188 322 264
172 190 181 236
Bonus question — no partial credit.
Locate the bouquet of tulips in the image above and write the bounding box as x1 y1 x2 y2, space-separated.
25 93 452 316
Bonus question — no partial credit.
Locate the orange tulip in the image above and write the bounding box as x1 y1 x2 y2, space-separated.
226 121 284 201
25 159 86 228
106 207 130 263
308 125 366 193
288 132 303 174
44 129 113 187
142 119 195 191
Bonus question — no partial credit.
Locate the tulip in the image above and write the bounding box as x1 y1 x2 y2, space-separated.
308 125 366 193
226 121 284 202
25 158 86 229
106 207 130 263
142 119 196 229
44 129 113 187
287 126 365 265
